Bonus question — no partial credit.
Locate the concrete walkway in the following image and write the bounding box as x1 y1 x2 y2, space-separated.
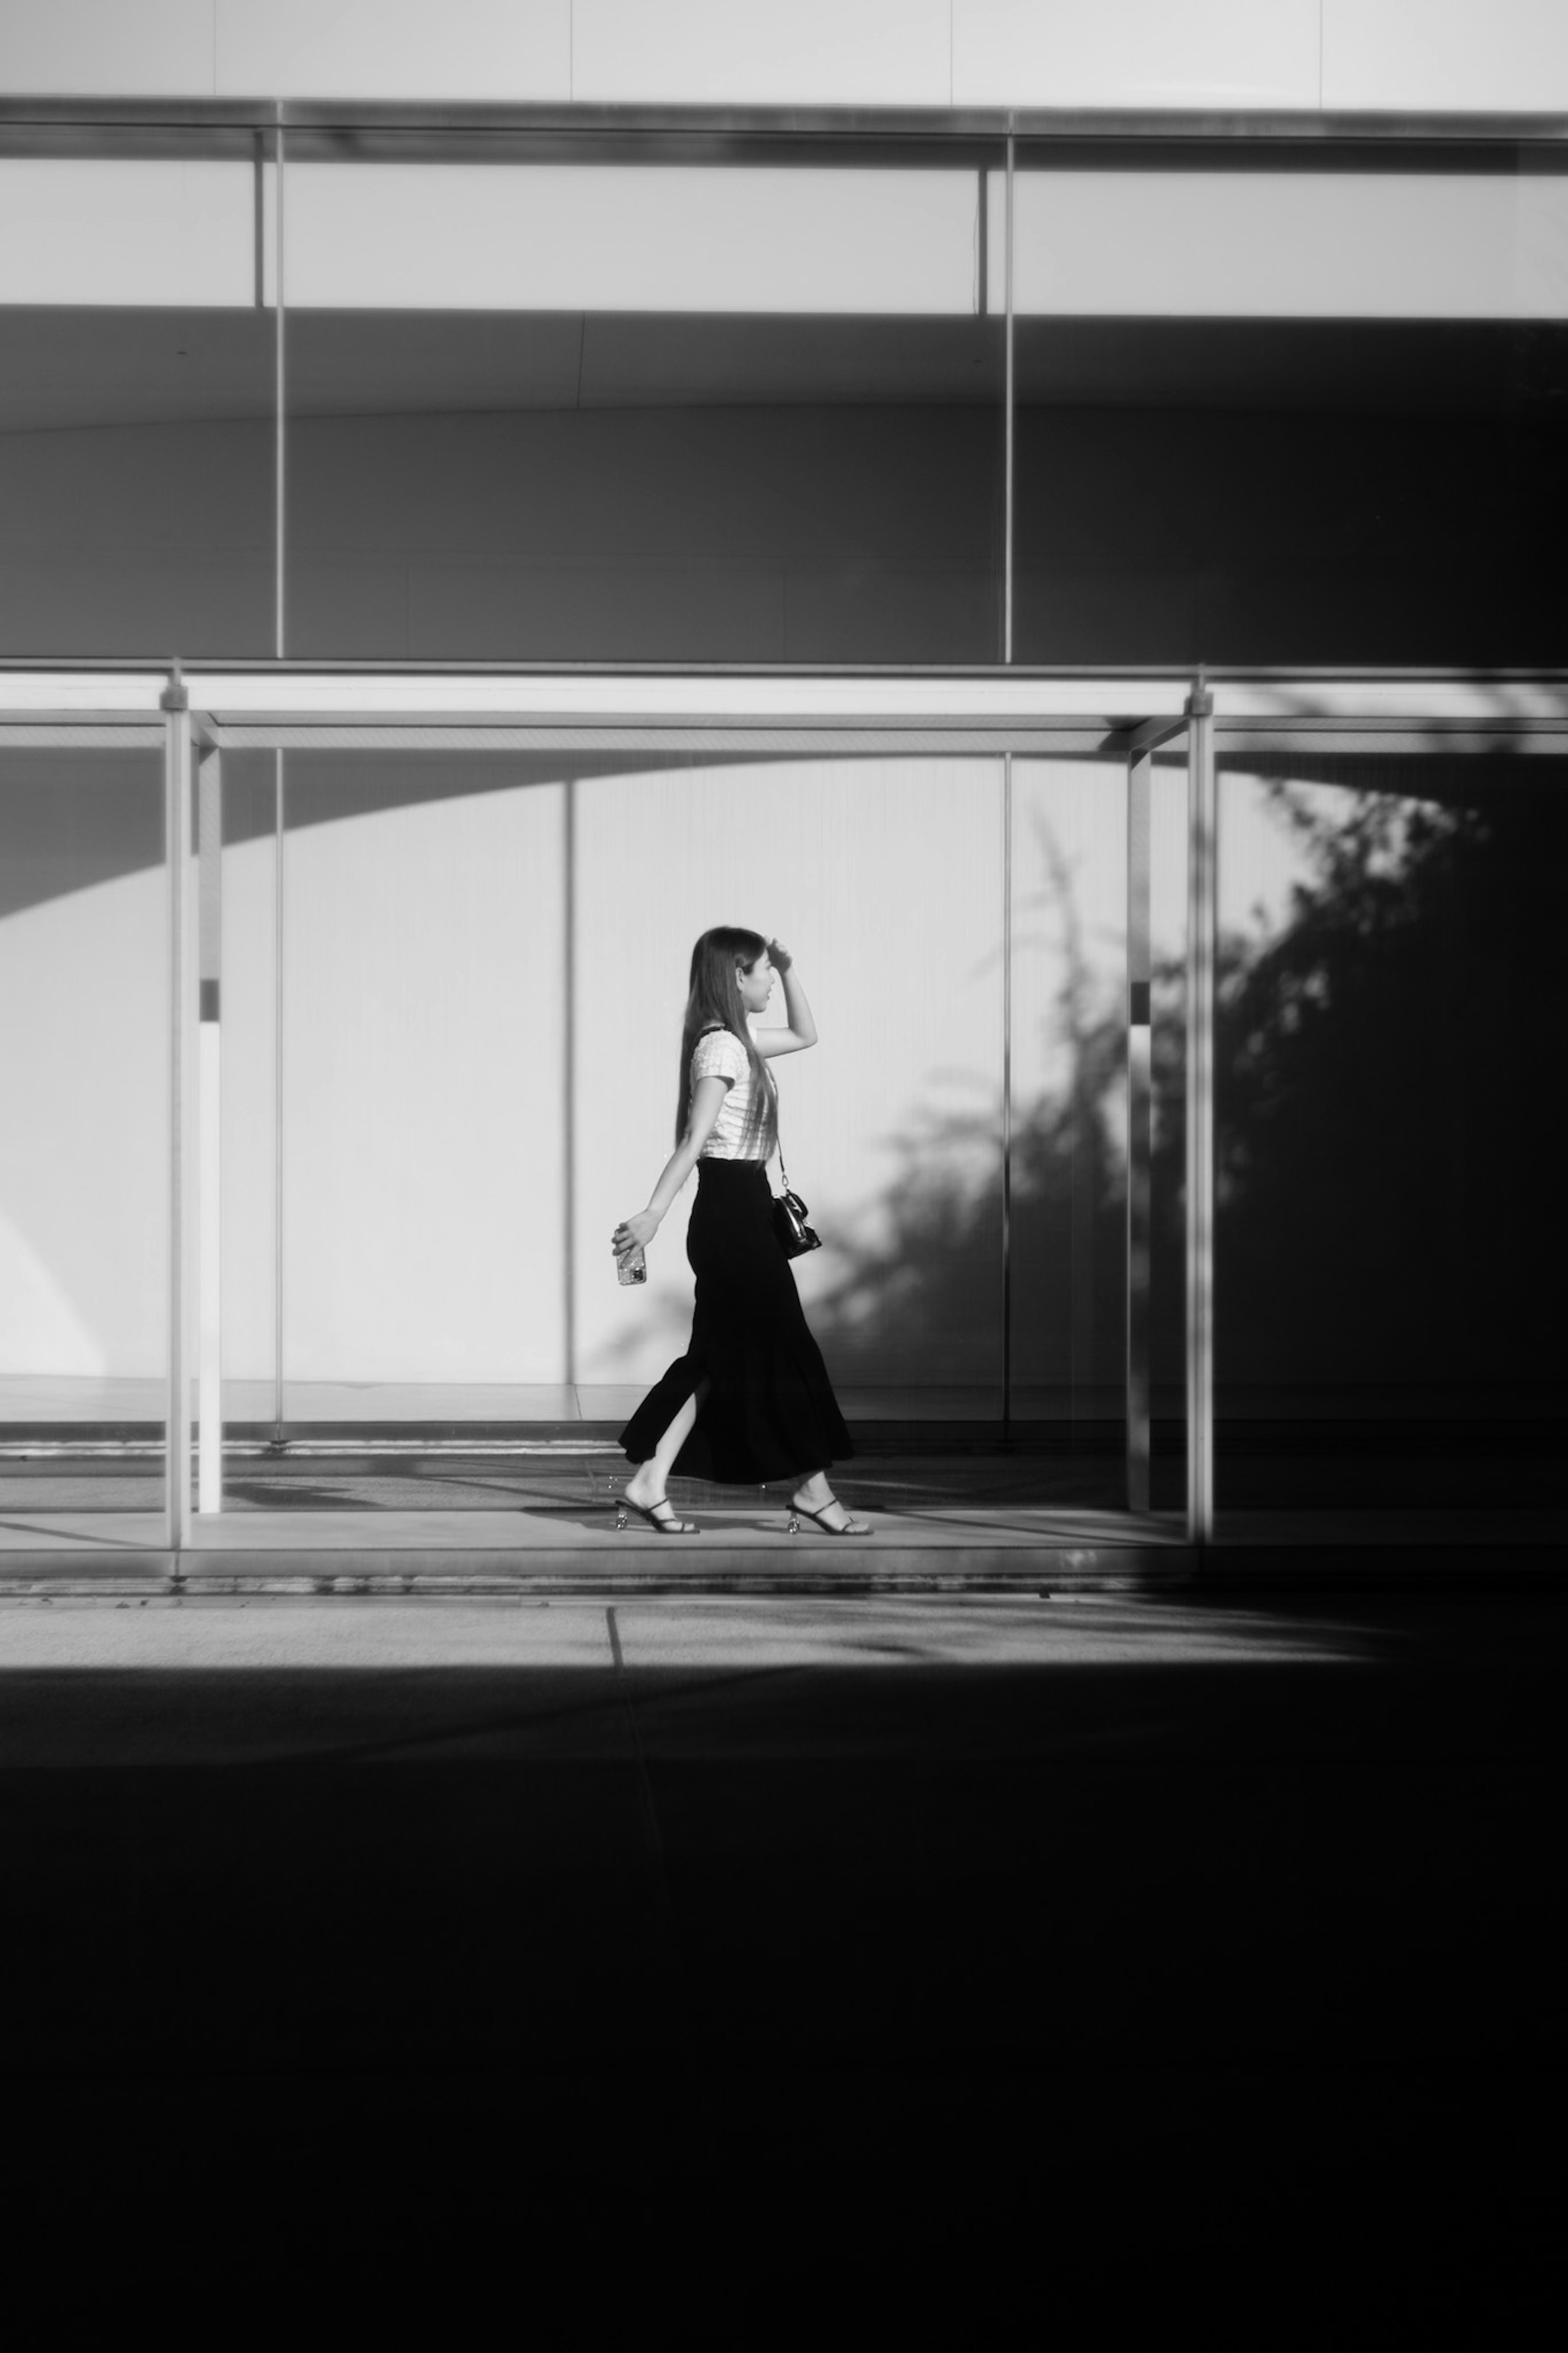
6 1443 1561 1588
0 1586 1374 1676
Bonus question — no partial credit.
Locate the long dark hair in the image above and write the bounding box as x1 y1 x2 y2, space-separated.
676 926 778 1158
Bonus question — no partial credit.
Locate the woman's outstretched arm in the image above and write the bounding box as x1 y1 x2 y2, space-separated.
754 939 817 1059
613 1074 728 1264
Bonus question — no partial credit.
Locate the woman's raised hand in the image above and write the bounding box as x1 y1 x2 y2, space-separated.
767 937 793 972
613 1210 659 1265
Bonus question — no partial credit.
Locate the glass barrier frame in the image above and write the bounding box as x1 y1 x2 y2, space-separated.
0 698 171 1559
12 658 1566 1570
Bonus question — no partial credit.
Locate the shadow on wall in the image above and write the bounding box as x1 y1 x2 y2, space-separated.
594 798 1132 1403
805 805 1128 1400
640 735 1568 1415
8 723 1565 1410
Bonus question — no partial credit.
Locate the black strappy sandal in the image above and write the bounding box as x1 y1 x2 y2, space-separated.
616 1496 701 1535
786 1493 872 1536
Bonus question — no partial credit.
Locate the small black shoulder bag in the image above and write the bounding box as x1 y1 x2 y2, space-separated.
771 1142 822 1261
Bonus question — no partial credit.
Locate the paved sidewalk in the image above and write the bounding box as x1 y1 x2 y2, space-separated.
0 1586 1371 1678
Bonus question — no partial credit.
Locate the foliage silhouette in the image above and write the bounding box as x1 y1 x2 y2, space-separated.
1204 758 1568 1400
808 806 1129 1409
807 749 1568 1446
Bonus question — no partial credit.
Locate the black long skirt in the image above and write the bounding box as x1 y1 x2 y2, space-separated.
619 1158 853 1485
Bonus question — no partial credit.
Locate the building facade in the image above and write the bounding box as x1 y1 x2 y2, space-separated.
2 3 1565 1556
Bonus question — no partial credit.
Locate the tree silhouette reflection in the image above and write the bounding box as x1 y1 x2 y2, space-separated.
808 754 1568 1523
1208 757 1568 1510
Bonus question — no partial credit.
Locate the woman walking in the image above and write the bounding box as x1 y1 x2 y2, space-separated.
612 928 869 1537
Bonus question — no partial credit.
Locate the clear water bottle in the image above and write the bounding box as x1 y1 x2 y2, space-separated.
617 1243 647 1287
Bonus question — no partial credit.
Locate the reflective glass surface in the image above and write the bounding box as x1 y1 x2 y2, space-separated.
1009 750 1186 1519
282 136 1005 662
0 135 276 657
214 750 1006 1441
194 738 1176 1543
0 738 167 1538
1010 145 1568 666
1215 742 1568 1540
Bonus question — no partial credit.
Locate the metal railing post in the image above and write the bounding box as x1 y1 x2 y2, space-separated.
1126 741 1153 1514
271 109 287 1448
1002 752 1013 1436
273 751 285 1444
197 743 223 1513
163 667 194 1552
1185 676 1217 1546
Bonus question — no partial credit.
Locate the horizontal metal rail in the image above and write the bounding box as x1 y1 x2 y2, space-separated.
3 97 1567 147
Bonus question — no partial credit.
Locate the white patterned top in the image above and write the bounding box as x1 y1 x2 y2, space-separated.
691 1027 771 1162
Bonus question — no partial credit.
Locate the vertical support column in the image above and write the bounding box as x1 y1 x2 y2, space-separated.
271 110 287 1447
1185 679 1217 1547
273 752 285 1443
163 671 195 1552
563 774 577 1400
198 745 223 1514
1125 742 1153 1515
1001 754 1013 1436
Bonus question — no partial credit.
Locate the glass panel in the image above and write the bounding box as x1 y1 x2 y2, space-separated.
0 739 167 1546
283 136 1004 662
572 758 1005 1423
216 754 569 1438
204 737 1177 1548
1215 741 1568 1545
1006 165 1568 320
285 161 982 315
0 134 275 658
217 751 1030 1537
217 752 281 1432
1010 750 1186 1524
1010 145 1568 666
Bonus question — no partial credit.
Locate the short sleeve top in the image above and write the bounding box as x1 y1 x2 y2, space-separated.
691 1026 768 1162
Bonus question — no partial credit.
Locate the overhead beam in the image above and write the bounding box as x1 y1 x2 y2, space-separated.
1123 714 1189 758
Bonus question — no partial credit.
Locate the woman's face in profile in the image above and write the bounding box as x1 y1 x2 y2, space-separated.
737 950 775 1016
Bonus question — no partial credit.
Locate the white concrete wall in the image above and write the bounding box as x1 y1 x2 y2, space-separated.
0 848 169 1381
0 757 1069 1392
4 0 1568 112
3 752 1335 1398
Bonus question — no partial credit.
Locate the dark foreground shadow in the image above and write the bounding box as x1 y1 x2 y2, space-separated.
0 1595 1559 2051
0 1588 1561 2320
